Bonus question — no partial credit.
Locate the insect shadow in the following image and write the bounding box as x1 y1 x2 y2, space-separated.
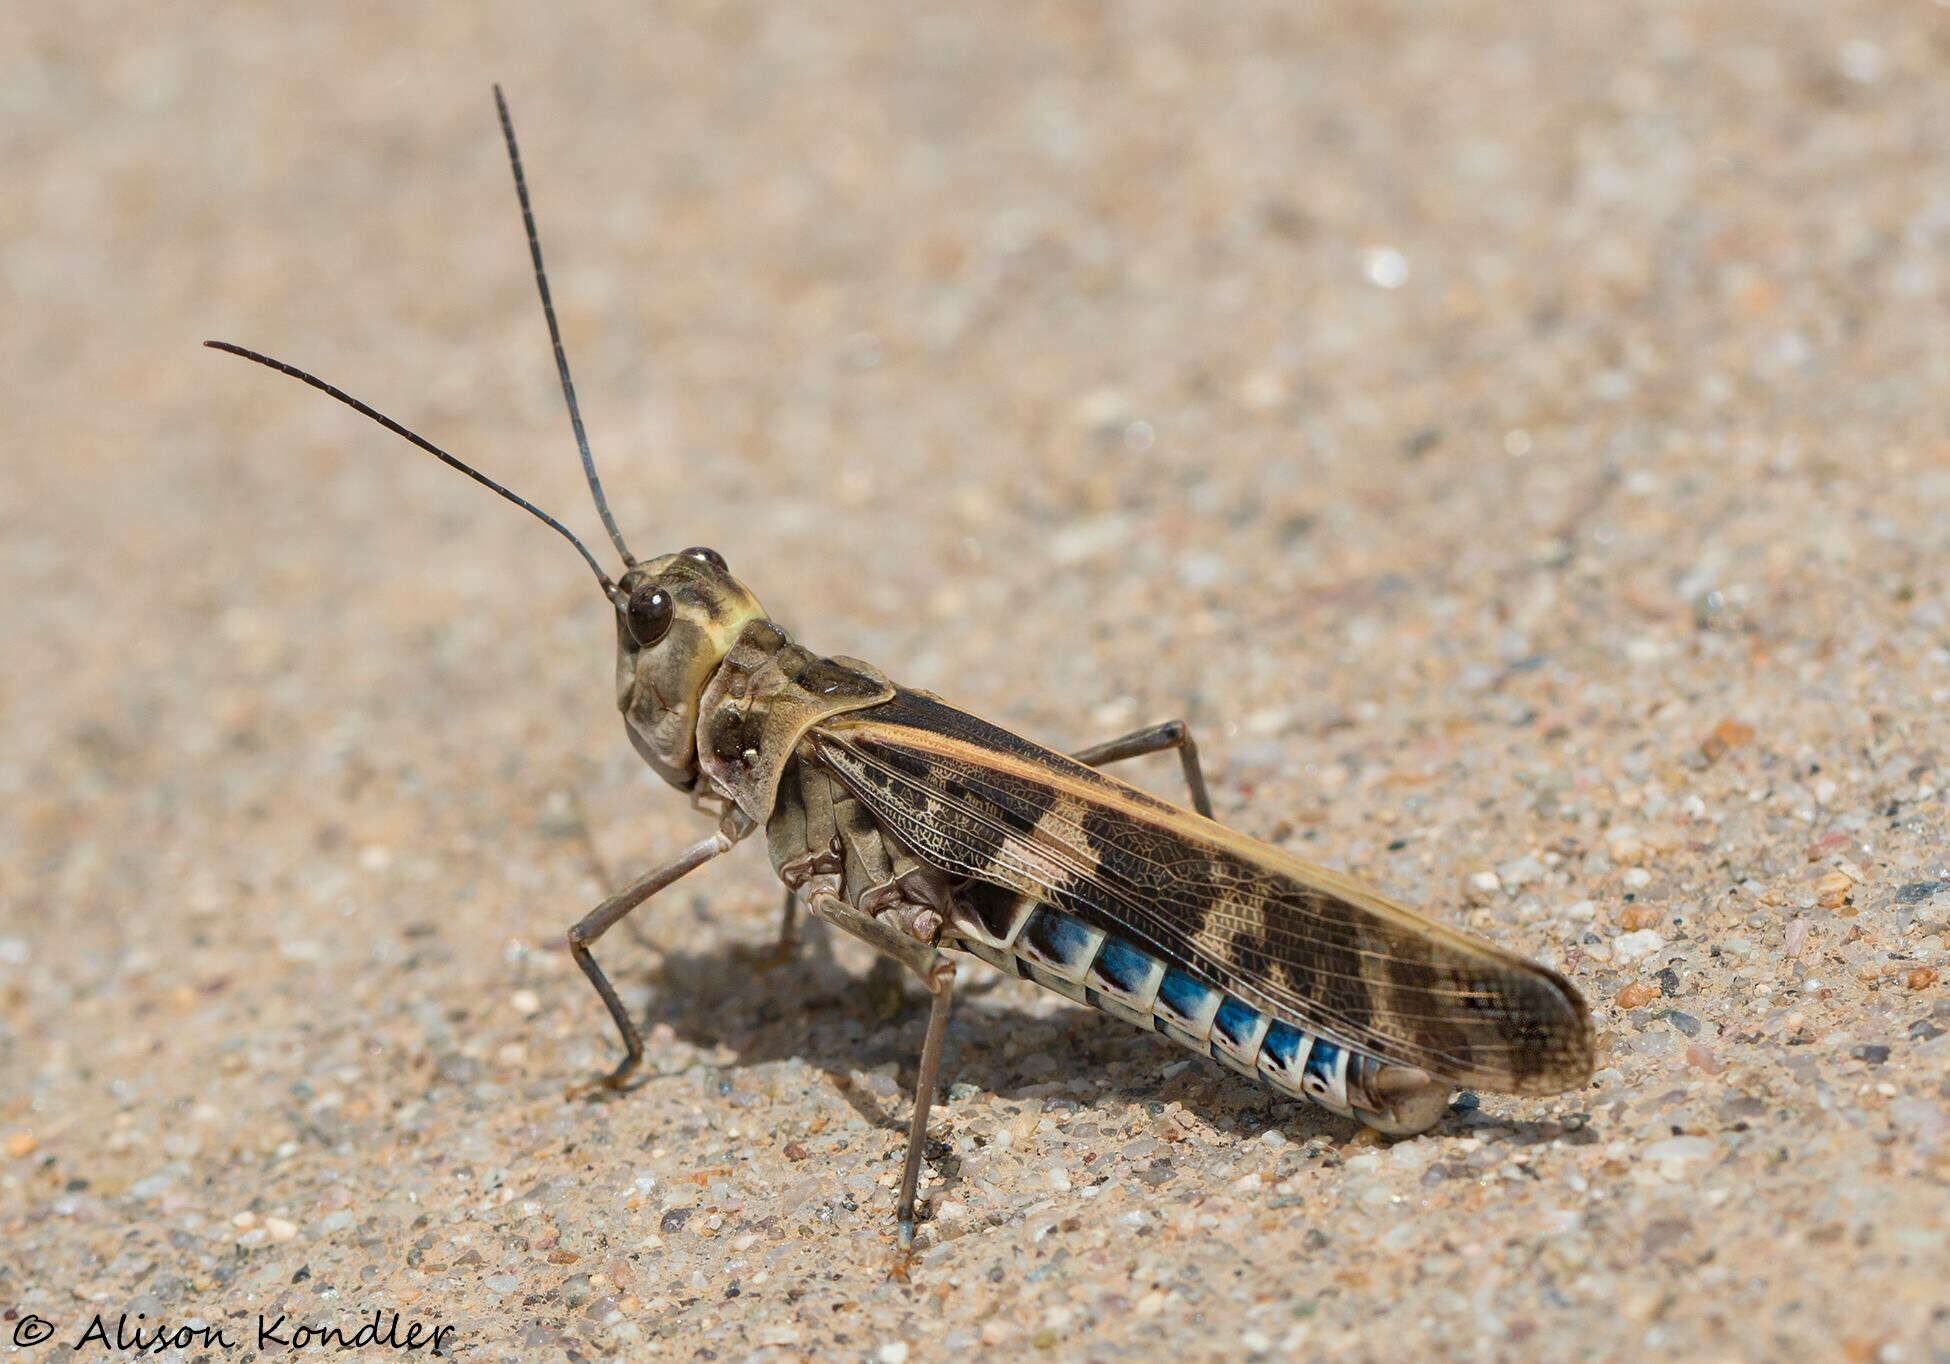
607 923 1387 1148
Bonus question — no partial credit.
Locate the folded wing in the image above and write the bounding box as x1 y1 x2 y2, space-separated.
812 689 1593 1095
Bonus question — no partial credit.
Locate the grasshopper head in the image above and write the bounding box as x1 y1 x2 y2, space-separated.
613 547 768 790
209 98 777 798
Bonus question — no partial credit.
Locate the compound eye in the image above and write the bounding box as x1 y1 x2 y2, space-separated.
681 545 727 572
625 585 675 649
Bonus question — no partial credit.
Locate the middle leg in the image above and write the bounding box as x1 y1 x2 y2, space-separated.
802 887 958 1262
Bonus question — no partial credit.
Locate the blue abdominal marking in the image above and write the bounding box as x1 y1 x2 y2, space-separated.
1091 936 1155 995
1019 906 1102 978
1258 1020 1313 1082
1209 995 1271 1075
1212 996 1263 1049
1301 1037 1352 1111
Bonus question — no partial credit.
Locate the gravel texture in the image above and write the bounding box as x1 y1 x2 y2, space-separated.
5 5 1949 1361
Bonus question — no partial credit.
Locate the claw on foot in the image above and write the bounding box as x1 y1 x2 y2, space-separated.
890 1222 918 1281
563 1066 635 1102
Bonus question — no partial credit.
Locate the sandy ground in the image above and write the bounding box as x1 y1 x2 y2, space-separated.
5 4 1949 1360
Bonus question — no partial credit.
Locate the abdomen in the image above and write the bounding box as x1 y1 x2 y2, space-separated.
948 882 1451 1135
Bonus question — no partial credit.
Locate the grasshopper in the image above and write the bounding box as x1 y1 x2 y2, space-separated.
209 88 1594 1256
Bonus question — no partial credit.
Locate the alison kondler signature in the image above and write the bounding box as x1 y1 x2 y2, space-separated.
18 1306 457 1354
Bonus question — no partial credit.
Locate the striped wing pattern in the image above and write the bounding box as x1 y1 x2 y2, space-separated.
811 690 1593 1095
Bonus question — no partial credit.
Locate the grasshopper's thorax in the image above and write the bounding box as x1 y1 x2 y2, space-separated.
693 621 894 825
613 548 769 791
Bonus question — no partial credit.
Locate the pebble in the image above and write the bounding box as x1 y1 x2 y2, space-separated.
1498 856 1546 890
1619 904 1662 931
1617 981 1659 1009
1700 718 1755 762
1908 967 1939 990
1805 832 1854 861
510 989 542 1017
6 1131 37 1159
1685 1044 1724 1074
1662 1011 1701 1038
877 1342 911 1364
1642 1136 1717 1178
1614 930 1667 965
1814 871 1852 909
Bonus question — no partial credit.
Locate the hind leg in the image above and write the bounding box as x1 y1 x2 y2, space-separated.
1071 718 1212 817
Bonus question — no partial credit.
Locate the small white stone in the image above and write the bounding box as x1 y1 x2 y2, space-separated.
1613 929 1666 964
877 1342 911 1364
264 1217 298 1242
1238 370 1288 412
1642 1135 1716 1179
1362 246 1409 289
1071 387 1130 433
1838 38 1884 84
510 989 542 1017
1498 856 1546 889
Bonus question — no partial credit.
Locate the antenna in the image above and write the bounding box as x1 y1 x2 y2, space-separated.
203 340 621 600
493 84 635 566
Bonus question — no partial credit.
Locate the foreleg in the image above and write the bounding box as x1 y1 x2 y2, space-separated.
566 829 738 1095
